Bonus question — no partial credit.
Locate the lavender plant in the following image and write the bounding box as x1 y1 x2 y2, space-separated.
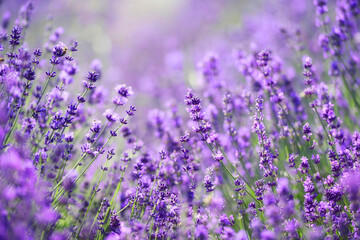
1 0 360 239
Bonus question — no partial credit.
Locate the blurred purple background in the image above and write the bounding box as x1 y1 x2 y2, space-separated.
2 0 316 129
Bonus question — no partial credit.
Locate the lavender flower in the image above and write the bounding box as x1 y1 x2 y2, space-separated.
0 1 359 239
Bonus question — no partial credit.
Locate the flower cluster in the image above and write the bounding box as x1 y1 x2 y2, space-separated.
1 1 360 240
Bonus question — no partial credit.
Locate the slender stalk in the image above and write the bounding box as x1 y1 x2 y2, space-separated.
129 182 139 219
116 203 130 215
37 64 55 105
90 148 136 233
3 103 22 146
52 118 128 205
3 78 31 146
97 151 137 236
76 157 111 238
140 158 163 219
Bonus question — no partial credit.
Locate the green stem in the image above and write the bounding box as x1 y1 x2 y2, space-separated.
76 157 111 238
37 64 55 105
3 78 31 146
53 118 128 205
140 158 163 219
129 183 139 219
3 103 22 146
93 153 134 235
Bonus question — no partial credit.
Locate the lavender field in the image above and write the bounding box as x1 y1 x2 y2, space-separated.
1 0 360 239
